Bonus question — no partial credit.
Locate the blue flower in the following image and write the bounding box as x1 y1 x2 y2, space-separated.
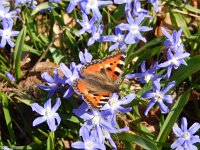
102 27 127 52
0 6 19 23
72 126 106 150
142 79 176 116
31 98 61 132
2 146 12 150
161 27 184 52
79 48 93 64
0 22 19 48
114 0 136 11
158 48 190 78
66 0 82 13
117 13 152 44
171 117 200 150
60 62 80 98
132 1 152 20
101 93 135 114
87 24 104 46
148 0 161 12
5 71 15 82
77 13 96 35
15 0 38 9
125 61 159 83
132 1 148 16
38 69 65 97
81 0 113 21
50 0 60 3
73 108 117 143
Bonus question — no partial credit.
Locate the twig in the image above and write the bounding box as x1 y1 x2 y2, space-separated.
172 9 200 19
29 38 56 72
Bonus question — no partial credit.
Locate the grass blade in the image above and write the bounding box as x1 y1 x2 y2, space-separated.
1 93 16 144
156 89 190 149
115 132 159 150
14 27 27 82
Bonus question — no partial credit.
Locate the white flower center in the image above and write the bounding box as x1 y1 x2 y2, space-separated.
70 76 76 82
85 141 94 149
3 29 12 39
109 98 118 108
45 108 54 118
130 24 139 34
84 23 91 30
144 74 152 83
117 34 123 42
154 91 163 101
170 58 179 67
92 114 100 125
88 0 98 7
182 131 190 140
94 32 100 39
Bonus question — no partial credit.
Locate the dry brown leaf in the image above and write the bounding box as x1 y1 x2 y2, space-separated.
63 13 76 28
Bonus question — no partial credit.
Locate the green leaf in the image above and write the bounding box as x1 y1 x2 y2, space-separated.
1 93 16 144
23 44 42 56
172 13 190 38
184 5 200 14
49 47 65 64
156 89 190 149
169 55 200 86
14 27 27 81
31 2 59 15
126 36 164 65
115 132 159 150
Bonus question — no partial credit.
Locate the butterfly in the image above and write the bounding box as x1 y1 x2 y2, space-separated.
72 51 126 109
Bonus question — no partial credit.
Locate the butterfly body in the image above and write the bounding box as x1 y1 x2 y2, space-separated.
73 51 126 109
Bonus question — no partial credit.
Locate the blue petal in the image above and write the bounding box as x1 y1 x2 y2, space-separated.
158 101 169 114
172 123 183 137
54 113 61 126
171 138 184 149
71 141 85 149
118 106 132 113
142 91 154 99
52 98 61 112
161 27 172 41
119 93 135 105
181 117 188 132
33 116 46 126
79 126 90 141
144 100 156 116
163 95 173 104
47 117 56 131
162 81 176 94
188 123 200 135
60 63 72 78
44 99 52 110
31 103 45 115
41 72 54 83
63 86 74 98
109 43 119 52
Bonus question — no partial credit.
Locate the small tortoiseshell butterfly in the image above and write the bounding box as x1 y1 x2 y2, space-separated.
72 51 126 109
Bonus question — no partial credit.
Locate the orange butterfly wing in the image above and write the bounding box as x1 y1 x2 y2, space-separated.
73 51 126 109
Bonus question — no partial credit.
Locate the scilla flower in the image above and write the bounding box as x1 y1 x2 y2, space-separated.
31 98 61 132
0 22 19 48
171 117 200 150
60 62 80 98
142 79 176 116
